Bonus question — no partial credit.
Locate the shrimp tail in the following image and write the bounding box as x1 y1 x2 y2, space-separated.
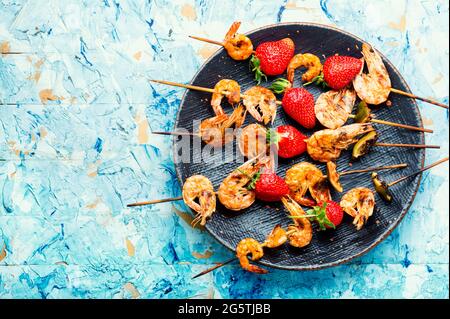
225 21 241 40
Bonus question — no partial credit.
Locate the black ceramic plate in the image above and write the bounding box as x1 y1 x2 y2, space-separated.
173 23 425 270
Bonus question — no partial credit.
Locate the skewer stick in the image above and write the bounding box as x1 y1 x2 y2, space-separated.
390 88 449 109
150 79 215 94
192 227 297 279
151 131 200 137
374 143 440 149
388 157 449 187
151 80 429 133
1 52 31 55
191 258 236 279
339 163 407 176
188 35 224 47
127 196 183 207
347 114 432 133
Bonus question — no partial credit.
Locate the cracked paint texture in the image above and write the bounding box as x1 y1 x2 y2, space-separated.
0 0 448 299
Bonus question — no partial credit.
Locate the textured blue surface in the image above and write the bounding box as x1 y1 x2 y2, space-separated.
0 0 448 299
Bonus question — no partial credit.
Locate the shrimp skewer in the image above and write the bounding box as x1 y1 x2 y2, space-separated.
153 104 246 146
193 223 290 277
306 124 438 163
353 43 448 109
127 175 216 226
190 21 254 61
150 79 432 133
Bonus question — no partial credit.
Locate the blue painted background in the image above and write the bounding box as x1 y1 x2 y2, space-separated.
0 0 448 299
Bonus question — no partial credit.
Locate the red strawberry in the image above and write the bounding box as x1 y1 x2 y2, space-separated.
267 125 307 159
322 56 363 90
281 87 316 129
250 38 295 84
253 170 290 202
307 201 344 230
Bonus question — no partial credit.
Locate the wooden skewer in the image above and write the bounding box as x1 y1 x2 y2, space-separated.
374 143 440 149
127 196 183 207
191 258 236 279
1 52 32 55
188 35 224 47
388 157 449 187
339 163 407 176
151 131 200 137
390 88 448 109
151 79 430 133
347 114 432 133
150 79 216 94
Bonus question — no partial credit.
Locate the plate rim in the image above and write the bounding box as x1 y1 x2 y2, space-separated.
171 22 426 271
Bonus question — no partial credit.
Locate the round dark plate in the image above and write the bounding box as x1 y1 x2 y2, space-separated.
172 23 425 270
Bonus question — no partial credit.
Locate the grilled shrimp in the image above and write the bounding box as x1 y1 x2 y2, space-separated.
182 175 216 226
263 224 288 248
353 43 391 105
287 53 323 83
243 86 277 125
223 22 254 61
199 114 229 147
199 104 246 147
237 123 268 158
315 88 357 129
236 238 267 274
285 162 331 207
211 79 241 115
281 196 312 248
223 103 247 130
218 156 265 211
306 123 374 162
340 187 375 230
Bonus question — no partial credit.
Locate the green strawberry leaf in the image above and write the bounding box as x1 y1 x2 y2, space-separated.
269 78 291 94
303 73 329 89
250 55 268 85
304 202 335 230
246 171 261 190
